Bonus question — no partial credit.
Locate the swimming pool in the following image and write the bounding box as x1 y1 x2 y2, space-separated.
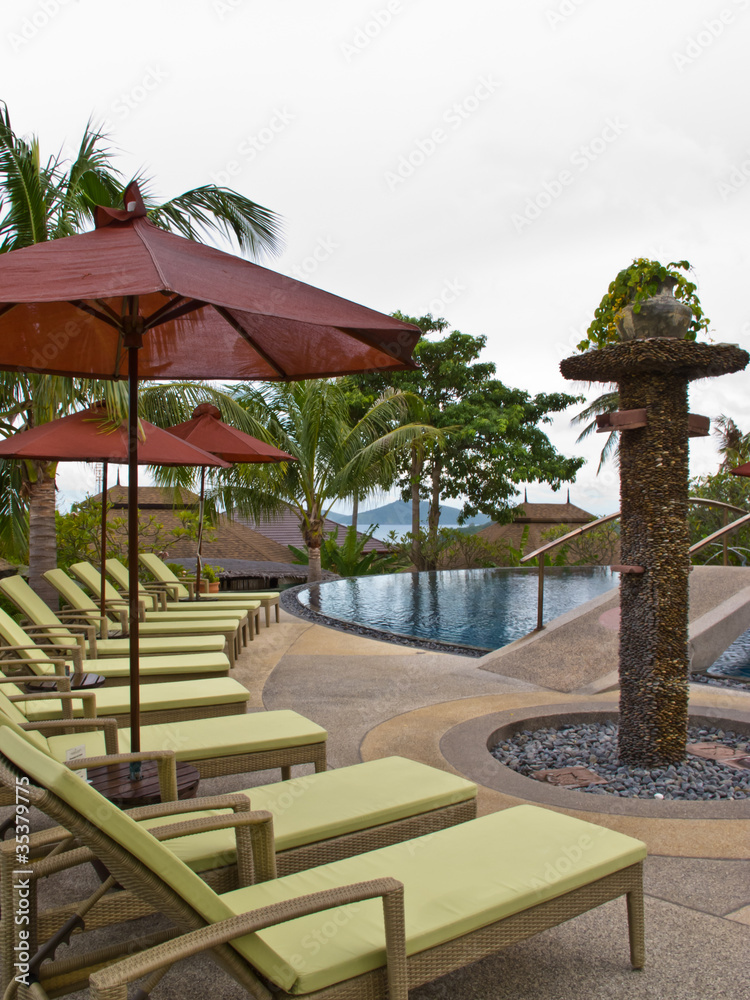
297 567 618 652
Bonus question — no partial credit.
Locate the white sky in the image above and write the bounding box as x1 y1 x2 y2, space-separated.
4 0 750 516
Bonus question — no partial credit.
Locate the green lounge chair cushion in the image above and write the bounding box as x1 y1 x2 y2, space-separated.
13 651 230 679
44 709 326 762
95 635 227 656
138 553 278 605
221 806 646 994
0 724 646 997
10 677 249 720
137 756 476 869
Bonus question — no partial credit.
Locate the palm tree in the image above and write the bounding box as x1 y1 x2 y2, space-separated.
0 102 282 602
222 379 437 582
570 387 620 472
714 414 750 470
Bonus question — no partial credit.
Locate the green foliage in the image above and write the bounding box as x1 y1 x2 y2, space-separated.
200 563 225 582
578 258 709 352
289 525 401 577
536 521 620 566
689 471 750 565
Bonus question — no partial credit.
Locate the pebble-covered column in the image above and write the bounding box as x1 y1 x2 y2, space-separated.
561 338 748 767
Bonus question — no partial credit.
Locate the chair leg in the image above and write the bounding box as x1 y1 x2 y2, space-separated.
626 876 645 969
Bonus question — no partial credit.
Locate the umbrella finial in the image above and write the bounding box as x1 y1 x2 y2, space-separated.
94 182 148 229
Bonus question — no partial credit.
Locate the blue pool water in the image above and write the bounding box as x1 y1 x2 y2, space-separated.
707 628 750 680
298 567 618 651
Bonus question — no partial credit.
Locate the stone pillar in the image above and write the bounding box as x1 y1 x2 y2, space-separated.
561 338 748 767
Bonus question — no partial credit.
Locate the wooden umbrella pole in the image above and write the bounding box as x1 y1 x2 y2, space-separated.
125 310 143 760
100 459 108 625
195 466 205 600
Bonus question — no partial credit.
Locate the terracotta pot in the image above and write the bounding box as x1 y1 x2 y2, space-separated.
207 581 220 593
615 278 693 341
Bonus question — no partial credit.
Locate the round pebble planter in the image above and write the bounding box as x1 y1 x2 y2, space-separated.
440 702 750 819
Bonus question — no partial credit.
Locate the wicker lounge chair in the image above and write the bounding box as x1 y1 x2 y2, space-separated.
0 605 232 686
42 568 248 664
139 551 281 626
0 574 236 665
0 668 250 728
0 675 326 782
106 556 274 624
0 721 646 999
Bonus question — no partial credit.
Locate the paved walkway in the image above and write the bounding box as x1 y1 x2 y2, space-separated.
223 609 750 999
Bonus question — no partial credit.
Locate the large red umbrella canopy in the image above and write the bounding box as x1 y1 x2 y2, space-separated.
0 182 420 750
0 185 420 381
0 404 230 617
167 402 295 595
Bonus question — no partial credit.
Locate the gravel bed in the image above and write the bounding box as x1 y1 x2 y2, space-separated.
491 722 750 800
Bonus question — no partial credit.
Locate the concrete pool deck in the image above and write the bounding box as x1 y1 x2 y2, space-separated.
19 604 750 999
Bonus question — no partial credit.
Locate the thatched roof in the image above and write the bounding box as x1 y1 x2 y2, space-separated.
478 498 596 555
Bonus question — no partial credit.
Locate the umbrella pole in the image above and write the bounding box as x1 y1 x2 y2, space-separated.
100 460 108 627
195 466 205 600
125 314 143 761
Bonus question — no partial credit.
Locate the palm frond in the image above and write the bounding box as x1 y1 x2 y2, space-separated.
146 185 283 260
0 102 53 250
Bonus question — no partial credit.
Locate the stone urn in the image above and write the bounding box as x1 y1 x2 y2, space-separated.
615 278 693 341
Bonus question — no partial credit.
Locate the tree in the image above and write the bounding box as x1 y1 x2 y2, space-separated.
355 313 585 569
570 388 620 472
224 379 436 582
0 103 282 602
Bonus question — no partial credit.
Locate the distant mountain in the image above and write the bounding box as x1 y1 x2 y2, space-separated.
329 500 476 526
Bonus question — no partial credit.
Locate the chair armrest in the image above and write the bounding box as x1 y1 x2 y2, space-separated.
0 641 83 673
8 688 97 719
88 878 408 1000
143 581 181 602
20 716 120 754
0 673 71 692
67 750 178 801
0 653 69 676
21 622 94 654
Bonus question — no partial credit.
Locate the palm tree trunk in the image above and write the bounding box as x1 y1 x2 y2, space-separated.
410 443 423 571
427 453 442 569
351 494 359 533
307 543 323 583
27 466 59 608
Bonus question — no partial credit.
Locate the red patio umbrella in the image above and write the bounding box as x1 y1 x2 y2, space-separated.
0 404 230 620
0 181 420 749
166 403 295 597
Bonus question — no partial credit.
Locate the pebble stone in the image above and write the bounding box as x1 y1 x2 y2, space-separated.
490 723 750 800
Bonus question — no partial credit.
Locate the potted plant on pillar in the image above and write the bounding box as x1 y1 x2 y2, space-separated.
577 258 709 352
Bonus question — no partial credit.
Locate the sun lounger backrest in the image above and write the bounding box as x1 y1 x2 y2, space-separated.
0 575 75 647
0 606 57 676
69 562 123 603
105 558 142 594
0 688 48 749
0 720 236 923
43 569 117 630
139 552 190 600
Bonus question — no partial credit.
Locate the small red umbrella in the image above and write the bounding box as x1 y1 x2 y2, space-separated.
166 403 294 597
0 404 230 619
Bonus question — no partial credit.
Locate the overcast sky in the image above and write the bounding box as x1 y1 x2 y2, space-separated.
4 0 749 516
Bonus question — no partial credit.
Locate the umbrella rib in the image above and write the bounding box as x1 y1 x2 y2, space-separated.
69 300 122 330
144 297 207 329
212 305 288 378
